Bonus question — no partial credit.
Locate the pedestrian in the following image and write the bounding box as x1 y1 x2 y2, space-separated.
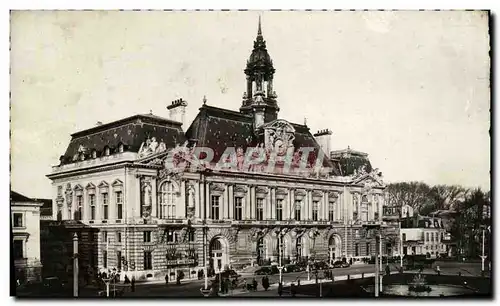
124 275 130 284
131 276 136 292
16 279 20 287
291 283 296 297
385 264 390 276
436 265 441 276
165 274 169 286
297 279 301 287
252 278 258 291
243 279 248 291
278 282 283 296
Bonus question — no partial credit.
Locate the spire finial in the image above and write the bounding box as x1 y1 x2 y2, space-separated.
304 117 307 126
149 109 152 115
203 95 207 105
258 15 262 36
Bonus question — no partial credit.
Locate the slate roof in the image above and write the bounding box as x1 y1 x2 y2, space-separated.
10 191 34 203
60 114 186 165
185 104 341 175
330 147 372 176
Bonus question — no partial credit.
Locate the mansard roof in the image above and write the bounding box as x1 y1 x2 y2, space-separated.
185 104 341 175
60 113 186 165
330 147 372 176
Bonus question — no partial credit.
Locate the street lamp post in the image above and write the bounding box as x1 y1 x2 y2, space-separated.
379 235 383 292
363 222 384 298
73 233 79 297
278 234 283 285
101 268 118 297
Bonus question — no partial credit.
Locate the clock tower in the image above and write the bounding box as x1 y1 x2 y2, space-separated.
240 16 280 128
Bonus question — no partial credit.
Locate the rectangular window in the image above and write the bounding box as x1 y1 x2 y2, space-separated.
13 240 23 259
76 195 83 220
256 198 264 221
355 230 360 239
144 231 151 243
116 191 123 220
117 232 122 243
117 251 122 269
276 199 283 221
102 192 109 220
295 201 301 221
234 197 243 221
366 242 370 256
402 233 406 242
103 250 108 268
426 232 429 242
355 243 359 257
210 195 220 220
143 251 153 270
166 230 175 243
312 201 319 221
328 202 335 221
13 213 23 228
89 194 96 220
103 231 108 244
188 230 195 242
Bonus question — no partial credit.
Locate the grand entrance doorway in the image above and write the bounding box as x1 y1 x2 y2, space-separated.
209 237 228 273
329 235 341 264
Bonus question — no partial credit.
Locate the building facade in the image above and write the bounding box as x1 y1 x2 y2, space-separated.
11 191 44 283
400 205 448 258
47 19 396 281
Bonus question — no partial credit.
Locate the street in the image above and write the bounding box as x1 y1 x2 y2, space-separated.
123 263 399 297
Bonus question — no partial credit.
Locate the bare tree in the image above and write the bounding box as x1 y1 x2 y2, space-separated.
385 182 433 213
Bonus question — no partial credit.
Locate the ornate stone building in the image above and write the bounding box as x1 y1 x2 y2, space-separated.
47 19 395 281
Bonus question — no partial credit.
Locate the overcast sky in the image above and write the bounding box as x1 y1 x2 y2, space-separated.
10 10 490 198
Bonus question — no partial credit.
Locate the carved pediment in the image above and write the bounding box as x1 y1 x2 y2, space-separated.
276 188 288 195
112 179 124 187
328 192 339 200
295 189 306 197
73 184 83 191
233 185 248 193
210 183 225 193
312 190 323 198
98 181 109 189
262 119 296 155
255 186 268 194
86 183 96 190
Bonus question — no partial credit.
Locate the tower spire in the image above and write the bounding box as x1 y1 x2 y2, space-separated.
258 15 262 36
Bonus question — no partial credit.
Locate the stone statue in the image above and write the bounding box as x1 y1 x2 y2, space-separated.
157 139 167 153
149 137 158 153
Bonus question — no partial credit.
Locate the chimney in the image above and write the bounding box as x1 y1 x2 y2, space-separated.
167 98 188 126
96 121 103 126
313 129 332 156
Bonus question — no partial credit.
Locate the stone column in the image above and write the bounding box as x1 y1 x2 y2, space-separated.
221 185 226 220
179 180 186 218
269 188 274 220
151 178 158 218
205 184 210 219
228 185 234 219
250 186 255 220
308 190 313 220
324 191 329 221
245 187 251 220
196 182 202 219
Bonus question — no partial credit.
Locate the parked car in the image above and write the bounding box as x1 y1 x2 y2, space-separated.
283 264 299 273
313 261 329 270
331 260 350 268
219 269 241 280
254 266 278 275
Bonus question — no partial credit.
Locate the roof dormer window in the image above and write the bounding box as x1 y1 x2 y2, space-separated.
91 150 97 159
79 153 85 161
104 147 110 156
118 143 124 153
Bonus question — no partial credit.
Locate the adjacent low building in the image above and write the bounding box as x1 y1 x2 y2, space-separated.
400 205 448 258
11 191 43 283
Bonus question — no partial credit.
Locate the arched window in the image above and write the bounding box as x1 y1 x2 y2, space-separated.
257 238 266 265
160 181 176 219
